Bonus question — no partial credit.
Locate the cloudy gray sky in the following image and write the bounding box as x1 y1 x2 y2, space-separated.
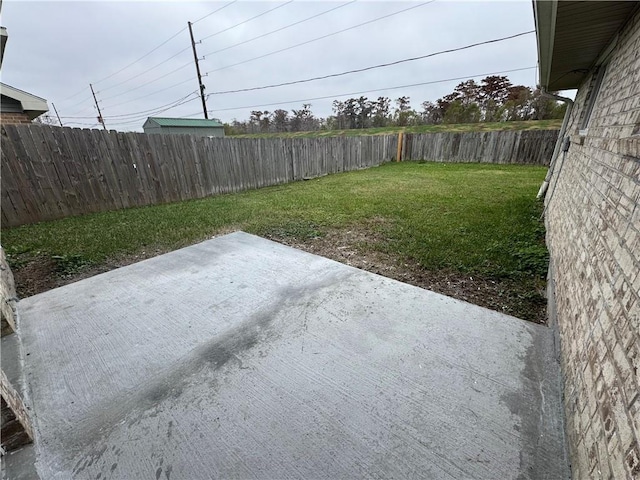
1 0 541 131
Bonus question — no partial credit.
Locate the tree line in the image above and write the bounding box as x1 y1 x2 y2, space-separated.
224 75 566 135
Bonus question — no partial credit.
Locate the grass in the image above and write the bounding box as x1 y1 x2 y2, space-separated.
1 162 548 321
229 119 563 139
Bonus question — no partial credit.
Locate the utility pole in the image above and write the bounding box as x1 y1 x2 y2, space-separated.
51 103 64 127
89 83 107 131
188 21 209 119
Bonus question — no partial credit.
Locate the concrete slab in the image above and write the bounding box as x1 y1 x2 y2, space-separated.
4 232 568 479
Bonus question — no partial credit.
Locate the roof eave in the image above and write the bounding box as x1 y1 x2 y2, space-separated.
533 0 558 90
23 109 48 120
0 82 49 117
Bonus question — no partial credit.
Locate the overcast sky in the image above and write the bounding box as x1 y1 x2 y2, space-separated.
1 0 541 131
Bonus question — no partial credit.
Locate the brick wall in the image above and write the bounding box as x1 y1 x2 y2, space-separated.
545 9 640 480
0 112 31 125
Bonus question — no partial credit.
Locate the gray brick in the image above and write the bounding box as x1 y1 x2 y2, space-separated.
547 6 640 478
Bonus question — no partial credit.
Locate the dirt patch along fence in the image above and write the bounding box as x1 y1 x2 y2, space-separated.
1 125 397 227
401 129 558 164
1 125 557 228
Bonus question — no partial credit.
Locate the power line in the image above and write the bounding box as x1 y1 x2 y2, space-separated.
64 121 101 127
183 110 209 118
62 94 93 111
97 46 192 95
205 1 435 74
58 1 345 119
112 94 200 121
107 106 205 127
61 91 199 119
209 31 536 96
201 1 356 57
108 106 216 127
63 104 97 119
108 92 198 119
208 66 536 113
91 0 240 96
103 77 195 110
80 3 240 101
60 32 189 104
61 1 237 103
200 1 294 42
66 96 200 130
192 0 239 24
60 87 90 103
100 60 193 102
94 27 188 85
95 116 151 127
82 95 203 127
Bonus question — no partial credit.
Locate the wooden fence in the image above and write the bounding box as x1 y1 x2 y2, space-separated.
1 125 557 227
0 125 397 227
401 129 558 164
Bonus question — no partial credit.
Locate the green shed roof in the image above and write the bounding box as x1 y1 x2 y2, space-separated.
146 117 223 128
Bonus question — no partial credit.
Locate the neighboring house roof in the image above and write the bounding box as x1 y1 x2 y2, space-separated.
0 82 49 119
1 26 7 68
534 1 640 90
144 117 224 128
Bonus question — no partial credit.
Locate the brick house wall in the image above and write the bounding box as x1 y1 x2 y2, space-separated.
0 111 31 125
545 8 640 479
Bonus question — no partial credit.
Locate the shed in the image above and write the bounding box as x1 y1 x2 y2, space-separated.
143 117 225 137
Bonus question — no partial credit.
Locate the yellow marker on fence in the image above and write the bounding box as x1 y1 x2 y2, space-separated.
397 132 403 162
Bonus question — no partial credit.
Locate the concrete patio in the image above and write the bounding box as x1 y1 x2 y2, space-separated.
2 232 569 479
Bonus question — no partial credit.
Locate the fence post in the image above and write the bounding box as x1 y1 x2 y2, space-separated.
396 132 403 162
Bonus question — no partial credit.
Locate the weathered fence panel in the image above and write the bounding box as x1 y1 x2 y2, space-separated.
1 125 557 227
1 126 399 227
402 129 558 165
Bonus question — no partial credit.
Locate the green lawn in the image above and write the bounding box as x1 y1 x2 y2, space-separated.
229 119 563 139
1 162 549 321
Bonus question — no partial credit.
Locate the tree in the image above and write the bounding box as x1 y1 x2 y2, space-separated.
503 86 533 121
332 100 346 129
290 104 317 132
271 109 289 132
421 101 442 124
479 75 512 121
372 97 391 127
249 110 264 133
343 98 358 129
435 92 460 121
228 118 249 134
530 89 566 120
222 74 562 135
443 100 481 124
394 96 415 126
453 79 481 106
356 96 373 129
